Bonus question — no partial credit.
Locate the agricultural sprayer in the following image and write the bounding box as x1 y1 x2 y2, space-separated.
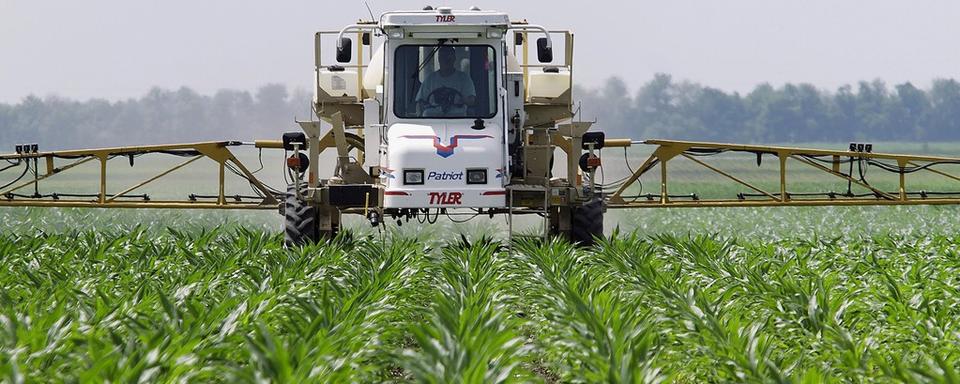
4 6 960 246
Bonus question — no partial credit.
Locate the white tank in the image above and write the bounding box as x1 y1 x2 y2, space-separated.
527 68 571 101
362 43 385 97
315 68 360 101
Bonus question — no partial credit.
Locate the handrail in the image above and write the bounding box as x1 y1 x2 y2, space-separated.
336 25 380 49
508 24 553 49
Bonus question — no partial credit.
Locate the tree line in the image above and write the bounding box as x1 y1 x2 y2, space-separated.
0 84 312 150
2 75 960 150
578 74 960 143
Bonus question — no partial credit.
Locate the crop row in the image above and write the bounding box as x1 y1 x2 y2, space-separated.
1 227 959 382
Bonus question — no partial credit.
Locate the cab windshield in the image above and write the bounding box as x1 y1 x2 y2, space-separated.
393 45 496 119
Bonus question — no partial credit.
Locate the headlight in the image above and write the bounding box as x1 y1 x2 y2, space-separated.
466 169 487 185
403 169 424 185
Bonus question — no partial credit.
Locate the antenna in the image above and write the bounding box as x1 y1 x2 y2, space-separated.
363 1 376 22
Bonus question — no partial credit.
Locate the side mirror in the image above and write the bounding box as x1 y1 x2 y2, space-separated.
361 32 371 46
536 37 553 63
336 37 352 63
514 32 524 46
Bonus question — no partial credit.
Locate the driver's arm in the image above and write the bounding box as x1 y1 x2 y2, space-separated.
414 75 434 114
461 72 477 106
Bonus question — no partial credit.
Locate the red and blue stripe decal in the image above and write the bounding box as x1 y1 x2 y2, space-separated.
400 135 493 158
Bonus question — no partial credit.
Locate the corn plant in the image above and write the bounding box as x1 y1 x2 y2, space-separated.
515 238 663 383
401 236 528 383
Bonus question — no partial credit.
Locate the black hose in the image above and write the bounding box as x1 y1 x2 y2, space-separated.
0 160 21 173
0 162 30 191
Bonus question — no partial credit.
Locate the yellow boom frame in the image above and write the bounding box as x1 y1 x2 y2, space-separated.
3 137 960 212
0 141 281 210
607 139 960 208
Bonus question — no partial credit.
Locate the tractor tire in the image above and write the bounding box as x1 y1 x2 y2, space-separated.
282 131 360 247
570 194 604 246
284 186 319 247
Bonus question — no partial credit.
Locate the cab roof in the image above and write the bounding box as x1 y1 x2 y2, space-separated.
380 7 510 28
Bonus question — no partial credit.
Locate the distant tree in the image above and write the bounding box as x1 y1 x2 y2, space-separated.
211 89 255 138
825 85 855 141
891 82 930 143
743 83 776 142
635 73 678 139
0 104 10 145
254 84 291 133
687 87 745 141
928 79 960 140
854 80 891 140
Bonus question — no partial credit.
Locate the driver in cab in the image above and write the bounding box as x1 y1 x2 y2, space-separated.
415 46 476 117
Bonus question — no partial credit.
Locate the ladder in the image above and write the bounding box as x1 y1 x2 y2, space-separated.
507 124 556 247
507 183 551 246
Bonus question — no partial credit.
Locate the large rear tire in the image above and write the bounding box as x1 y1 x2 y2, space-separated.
284 186 319 247
570 193 604 246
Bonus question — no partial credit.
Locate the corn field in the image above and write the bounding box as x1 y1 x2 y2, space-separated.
3 218 960 382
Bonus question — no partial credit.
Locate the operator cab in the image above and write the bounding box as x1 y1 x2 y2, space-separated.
380 8 510 209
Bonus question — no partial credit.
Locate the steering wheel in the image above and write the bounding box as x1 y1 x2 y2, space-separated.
425 87 465 114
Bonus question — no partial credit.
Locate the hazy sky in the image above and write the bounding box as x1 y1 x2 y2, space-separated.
2 1 959 103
